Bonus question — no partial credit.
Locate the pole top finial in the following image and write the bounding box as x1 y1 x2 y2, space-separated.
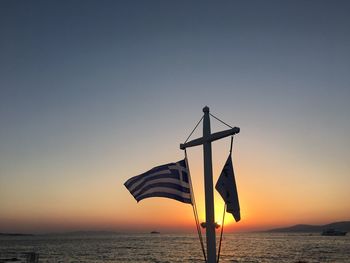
203 106 210 113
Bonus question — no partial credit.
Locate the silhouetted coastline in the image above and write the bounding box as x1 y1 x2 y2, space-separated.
0 233 34 236
266 221 350 233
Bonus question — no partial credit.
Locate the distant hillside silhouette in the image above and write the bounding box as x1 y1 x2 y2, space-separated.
0 233 34 236
267 221 350 232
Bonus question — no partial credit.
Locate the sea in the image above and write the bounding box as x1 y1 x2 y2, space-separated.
0 232 349 263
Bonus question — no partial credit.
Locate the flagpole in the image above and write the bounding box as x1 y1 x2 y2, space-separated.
203 106 216 263
179 107 240 263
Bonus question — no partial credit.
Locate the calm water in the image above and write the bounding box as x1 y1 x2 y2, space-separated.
1 232 349 262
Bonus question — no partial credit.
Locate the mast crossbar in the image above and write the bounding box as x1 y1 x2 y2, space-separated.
180 127 239 150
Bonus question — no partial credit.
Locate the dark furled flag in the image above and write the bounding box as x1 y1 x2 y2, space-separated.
124 159 192 204
215 154 240 222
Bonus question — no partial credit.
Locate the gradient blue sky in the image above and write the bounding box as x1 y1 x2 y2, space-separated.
1 1 349 233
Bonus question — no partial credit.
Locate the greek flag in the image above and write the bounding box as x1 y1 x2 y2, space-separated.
124 159 192 204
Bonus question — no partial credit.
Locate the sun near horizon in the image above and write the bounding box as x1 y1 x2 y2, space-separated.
1 120 349 234
1 141 349 235
1 114 350 234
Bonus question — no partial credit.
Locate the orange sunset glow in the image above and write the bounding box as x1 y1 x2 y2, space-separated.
1 1 350 238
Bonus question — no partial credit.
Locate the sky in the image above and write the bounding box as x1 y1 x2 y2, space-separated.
1 1 350 234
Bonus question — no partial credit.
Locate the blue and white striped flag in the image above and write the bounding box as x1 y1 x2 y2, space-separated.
124 159 193 204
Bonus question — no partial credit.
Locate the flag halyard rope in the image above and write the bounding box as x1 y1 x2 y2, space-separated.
209 113 233 129
217 136 233 263
216 204 226 263
184 116 204 144
185 149 207 262
184 112 233 144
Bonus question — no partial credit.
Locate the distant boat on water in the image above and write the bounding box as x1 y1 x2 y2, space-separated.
321 229 347 236
150 231 160 234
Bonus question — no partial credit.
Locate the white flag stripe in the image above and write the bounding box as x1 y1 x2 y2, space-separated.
126 170 171 192
132 178 190 197
136 187 191 200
